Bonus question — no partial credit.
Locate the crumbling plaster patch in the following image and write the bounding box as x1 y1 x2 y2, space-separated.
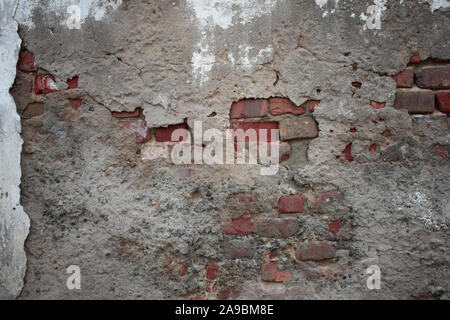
0 0 30 299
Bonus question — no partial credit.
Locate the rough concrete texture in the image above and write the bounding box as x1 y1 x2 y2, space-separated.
0 0 30 300
3 0 450 299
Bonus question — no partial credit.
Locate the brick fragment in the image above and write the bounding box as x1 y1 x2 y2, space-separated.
120 120 151 143
269 97 305 116
278 192 304 214
67 76 78 89
394 90 435 113
230 99 268 119
392 69 413 88
296 241 336 261
256 218 299 238
205 262 219 280
279 117 318 141
34 75 57 94
261 263 292 282
232 121 279 142
155 123 190 142
436 91 450 113
17 51 37 72
223 217 256 235
70 99 82 110
416 67 450 89
370 101 386 109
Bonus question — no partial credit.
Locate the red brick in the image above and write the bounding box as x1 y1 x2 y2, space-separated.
120 120 152 143
67 76 78 89
219 287 239 300
230 99 268 119
223 241 255 259
394 90 435 113
329 220 342 235
155 123 190 142
381 129 391 137
70 99 82 110
261 263 292 282
296 241 336 261
278 192 304 214
279 117 318 141
416 67 450 89
392 69 413 88
232 121 279 142
369 143 377 153
436 91 450 113
17 51 36 72
370 101 386 109
34 75 57 94
309 100 320 113
434 146 448 159
342 143 354 162
269 97 305 116
111 108 141 118
205 262 219 280
256 218 299 238
409 55 420 64
223 217 256 235
279 142 291 162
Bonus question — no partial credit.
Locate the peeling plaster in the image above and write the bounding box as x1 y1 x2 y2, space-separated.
14 0 122 28
187 0 280 85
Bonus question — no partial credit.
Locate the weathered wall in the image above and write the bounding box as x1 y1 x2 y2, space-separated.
0 0 30 300
5 0 450 299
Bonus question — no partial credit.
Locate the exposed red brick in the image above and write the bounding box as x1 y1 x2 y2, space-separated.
120 120 152 143
309 100 320 113
155 123 190 142
369 143 377 153
352 82 362 88
70 99 82 110
409 55 420 64
205 262 219 280
381 129 391 137
279 117 318 141
34 75 57 94
261 263 292 282
22 103 44 117
312 192 341 212
223 217 256 235
256 218 299 238
219 287 240 300
416 67 450 89
349 128 357 133
226 245 254 259
296 241 336 261
17 51 37 72
329 220 342 235
111 108 141 118
67 76 78 89
232 121 279 142
434 146 448 159
436 91 450 113
278 192 304 214
394 90 435 113
279 142 291 162
392 69 413 88
269 97 305 116
230 99 268 119
342 143 354 162
370 101 386 109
